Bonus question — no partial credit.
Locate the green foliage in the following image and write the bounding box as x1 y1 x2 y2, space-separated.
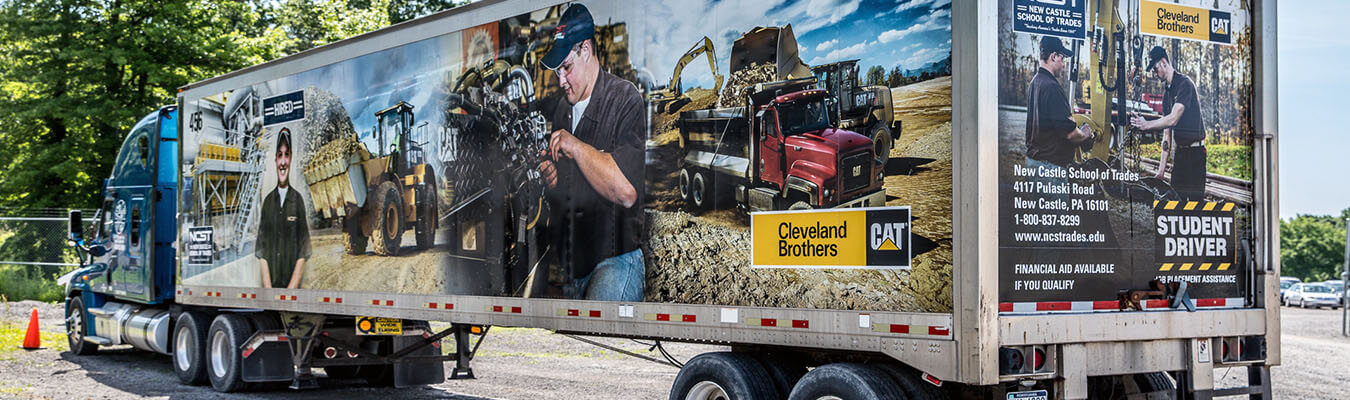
1280 211 1349 282
865 65 885 86
0 264 68 303
1136 143 1252 181
0 0 465 300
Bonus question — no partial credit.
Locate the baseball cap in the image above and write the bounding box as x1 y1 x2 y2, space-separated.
1040 36 1073 58
542 4 595 70
1147 46 1168 70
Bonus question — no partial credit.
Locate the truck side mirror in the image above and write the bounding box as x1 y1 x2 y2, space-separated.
68 209 83 243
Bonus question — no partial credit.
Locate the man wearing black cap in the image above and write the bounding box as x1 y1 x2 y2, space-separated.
536 3 646 302
1131 46 1206 201
1025 36 1095 168
257 127 311 289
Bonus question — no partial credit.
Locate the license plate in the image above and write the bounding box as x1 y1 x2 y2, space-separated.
355 316 402 335
852 165 862 176
1007 390 1048 400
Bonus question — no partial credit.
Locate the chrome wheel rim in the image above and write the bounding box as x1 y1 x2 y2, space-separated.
210 329 228 378
175 324 192 371
66 307 83 345
685 381 729 400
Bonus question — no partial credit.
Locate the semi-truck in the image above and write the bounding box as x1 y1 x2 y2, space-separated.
677 79 887 211
58 1 1280 399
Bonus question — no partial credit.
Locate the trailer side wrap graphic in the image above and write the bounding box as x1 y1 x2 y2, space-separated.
996 0 1256 309
179 0 954 313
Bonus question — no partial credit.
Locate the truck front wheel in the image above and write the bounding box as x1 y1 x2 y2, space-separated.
173 311 211 385
65 296 98 355
206 314 252 392
415 184 437 250
371 182 404 256
679 168 693 203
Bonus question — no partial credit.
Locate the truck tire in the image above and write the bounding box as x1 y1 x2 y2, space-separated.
875 363 947 400
173 311 211 385
65 296 98 355
1087 372 1175 400
342 216 367 255
690 170 710 210
415 181 437 250
748 353 808 399
206 314 253 392
788 363 906 400
371 181 404 256
789 201 812 210
669 352 777 400
870 123 893 167
679 168 693 203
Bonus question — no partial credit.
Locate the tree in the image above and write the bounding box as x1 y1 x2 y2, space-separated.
1280 211 1349 282
387 0 465 23
865 65 885 86
886 65 904 88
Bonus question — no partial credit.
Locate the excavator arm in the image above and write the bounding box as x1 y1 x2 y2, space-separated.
650 36 723 112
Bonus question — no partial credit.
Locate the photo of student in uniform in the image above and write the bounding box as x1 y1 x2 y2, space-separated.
257 127 312 289
1131 46 1207 201
1024 36 1095 169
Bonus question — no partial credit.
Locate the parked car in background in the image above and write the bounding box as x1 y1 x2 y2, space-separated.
1284 283 1342 309
1321 280 1344 296
1280 277 1302 305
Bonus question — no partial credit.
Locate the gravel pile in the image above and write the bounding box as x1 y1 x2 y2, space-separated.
718 62 776 108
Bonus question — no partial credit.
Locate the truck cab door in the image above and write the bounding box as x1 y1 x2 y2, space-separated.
757 109 785 188
105 117 156 303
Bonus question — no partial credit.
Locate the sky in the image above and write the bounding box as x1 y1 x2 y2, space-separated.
629 0 952 90
1278 1 1350 218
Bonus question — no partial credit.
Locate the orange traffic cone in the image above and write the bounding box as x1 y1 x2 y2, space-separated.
21 308 41 350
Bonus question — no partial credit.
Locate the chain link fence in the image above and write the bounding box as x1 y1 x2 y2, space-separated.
0 208 95 301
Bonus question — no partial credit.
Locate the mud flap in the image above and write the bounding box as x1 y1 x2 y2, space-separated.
391 333 446 387
241 335 293 382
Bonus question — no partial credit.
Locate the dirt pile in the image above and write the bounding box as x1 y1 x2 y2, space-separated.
718 62 776 108
303 134 369 184
300 87 361 173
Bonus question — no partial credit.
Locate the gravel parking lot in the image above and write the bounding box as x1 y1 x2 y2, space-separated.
1 300 1346 399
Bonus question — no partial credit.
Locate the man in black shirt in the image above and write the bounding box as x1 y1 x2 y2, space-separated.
537 4 646 302
1131 46 1207 201
1025 37 1095 167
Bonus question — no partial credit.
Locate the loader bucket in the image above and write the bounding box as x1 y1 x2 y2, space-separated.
729 24 813 80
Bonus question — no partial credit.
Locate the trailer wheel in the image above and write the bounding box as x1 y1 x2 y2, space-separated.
172 311 211 385
1087 372 1175 400
788 363 906 400
371 181 404 256
870 123 893 167
206 314 252 392
690 170 710 210
342 216 367 255
678 168 693 203
748 353 808 398
669 352 777 400
65 296 98 355
875 363 947 399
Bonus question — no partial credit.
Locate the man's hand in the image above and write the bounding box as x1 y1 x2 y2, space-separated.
1080 123 1094 140
1129 114 1147 130
539 157 558 189
548 129 580 161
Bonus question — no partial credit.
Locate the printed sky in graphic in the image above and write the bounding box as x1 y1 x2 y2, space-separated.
632 0 952 91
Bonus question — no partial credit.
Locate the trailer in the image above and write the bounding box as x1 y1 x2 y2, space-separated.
59 1 1279 399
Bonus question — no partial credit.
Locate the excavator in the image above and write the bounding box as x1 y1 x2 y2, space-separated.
648 36 723 114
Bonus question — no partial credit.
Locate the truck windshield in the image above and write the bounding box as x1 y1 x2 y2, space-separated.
777 99 832 136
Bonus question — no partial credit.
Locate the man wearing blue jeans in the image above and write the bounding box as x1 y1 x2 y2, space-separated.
537 4 646 302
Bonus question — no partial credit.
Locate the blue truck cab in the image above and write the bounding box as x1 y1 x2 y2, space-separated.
63 106 178 354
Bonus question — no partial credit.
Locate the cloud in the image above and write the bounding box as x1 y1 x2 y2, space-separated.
894 0 952 14
807 40 870 65
878 8 951 43
815 39 838 52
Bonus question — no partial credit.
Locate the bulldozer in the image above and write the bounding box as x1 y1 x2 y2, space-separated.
303 101 438 256
648 36 723 114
